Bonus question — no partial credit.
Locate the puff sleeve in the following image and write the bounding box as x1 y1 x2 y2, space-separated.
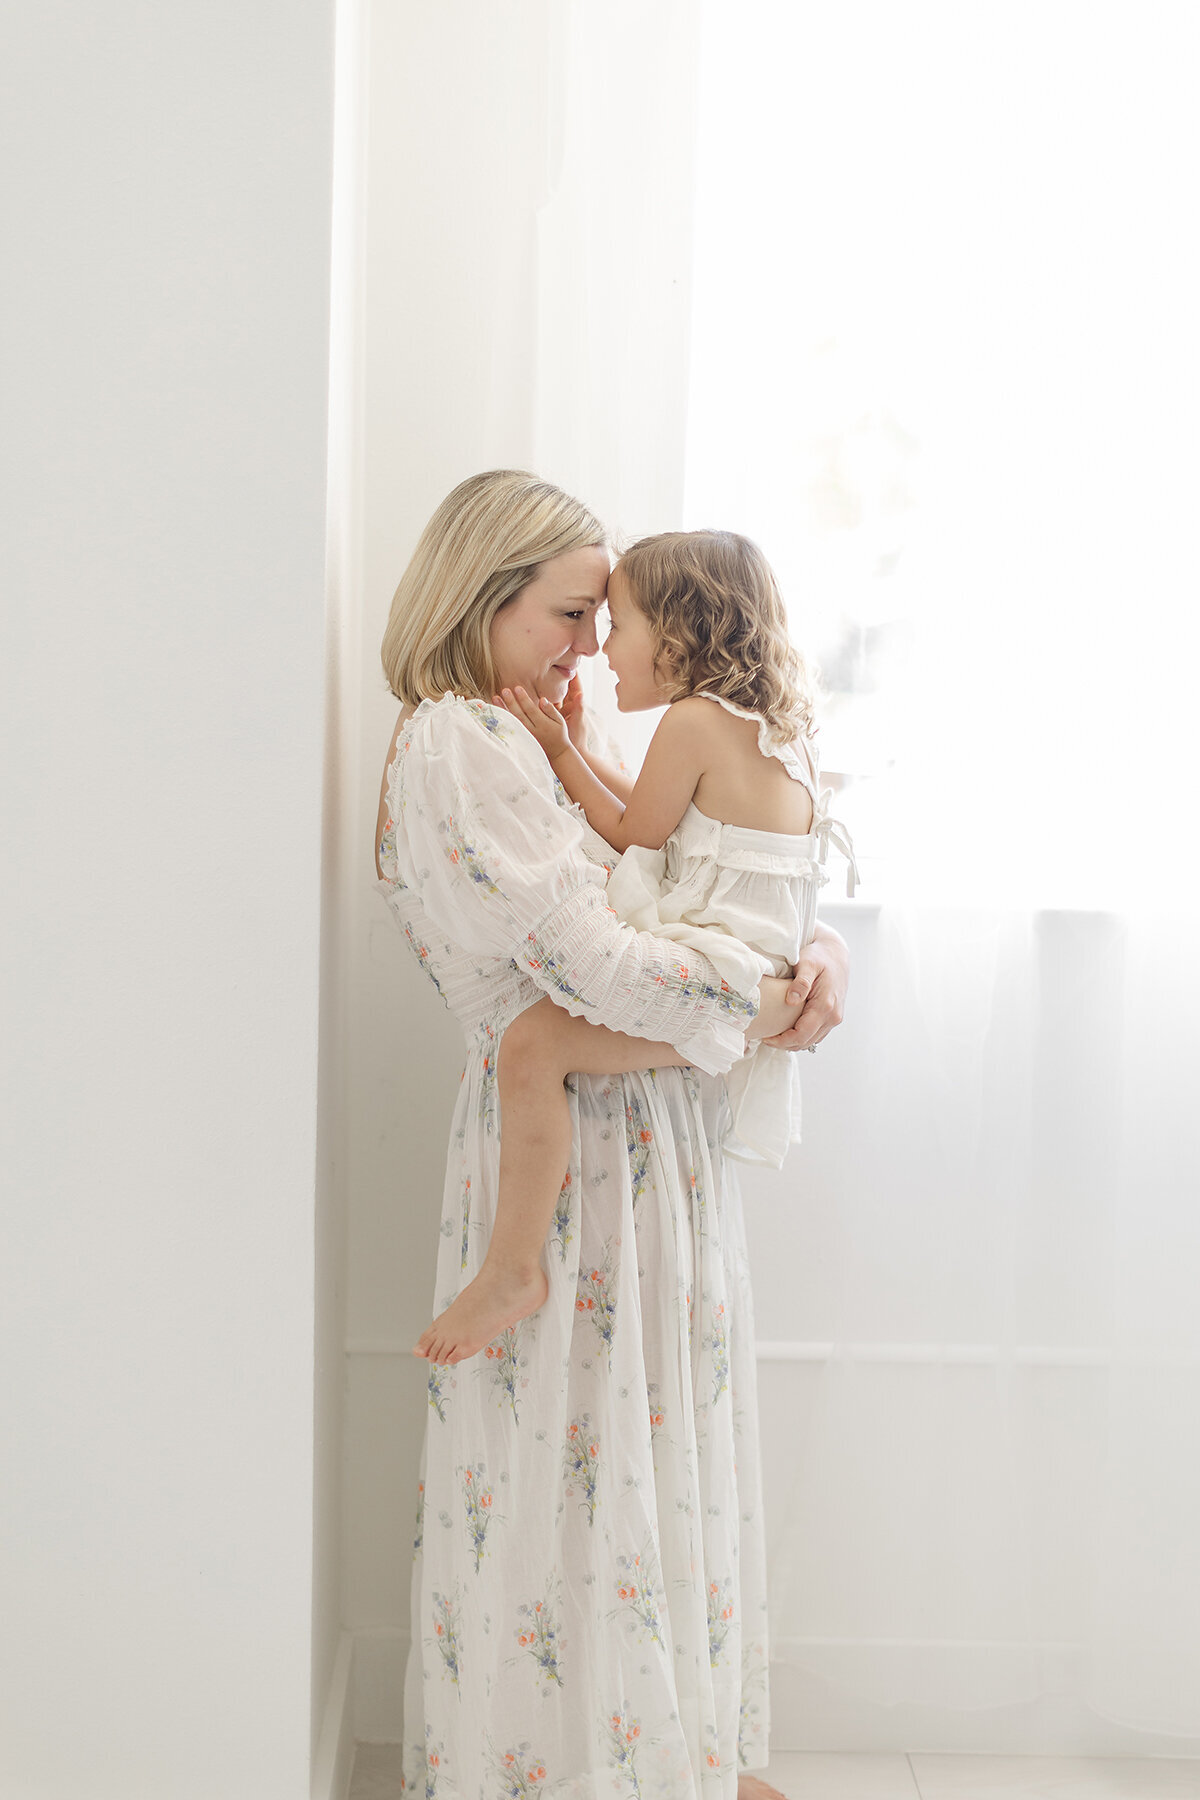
390 697 757 1075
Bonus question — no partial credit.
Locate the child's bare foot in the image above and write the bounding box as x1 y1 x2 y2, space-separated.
413 1264 550 1365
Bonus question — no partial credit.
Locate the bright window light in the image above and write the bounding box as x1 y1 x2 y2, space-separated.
684 1 1199 908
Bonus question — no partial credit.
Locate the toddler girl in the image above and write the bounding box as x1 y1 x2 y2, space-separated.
413 530 858 1366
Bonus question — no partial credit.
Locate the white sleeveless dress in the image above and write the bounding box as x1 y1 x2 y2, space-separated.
604 694 860 1168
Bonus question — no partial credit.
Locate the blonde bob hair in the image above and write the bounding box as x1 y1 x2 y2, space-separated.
617 530 818 745
381 471 607 706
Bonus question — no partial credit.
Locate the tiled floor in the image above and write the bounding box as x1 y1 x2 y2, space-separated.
349 1743 1200 1799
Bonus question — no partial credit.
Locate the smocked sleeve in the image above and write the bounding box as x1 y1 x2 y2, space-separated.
391 697 757 1074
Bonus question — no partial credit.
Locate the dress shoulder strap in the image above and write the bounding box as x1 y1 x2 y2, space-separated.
693 691 819 799
691 692 861 896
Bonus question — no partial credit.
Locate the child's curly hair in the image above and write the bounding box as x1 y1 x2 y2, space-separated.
617 530 817 746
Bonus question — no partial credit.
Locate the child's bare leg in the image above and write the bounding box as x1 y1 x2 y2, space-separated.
413 998 694 1365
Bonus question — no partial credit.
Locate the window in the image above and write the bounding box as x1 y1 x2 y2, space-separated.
684 2 1198 907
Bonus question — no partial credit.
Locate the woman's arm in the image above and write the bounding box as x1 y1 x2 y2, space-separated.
763 921 850 1050
392 697 759 1075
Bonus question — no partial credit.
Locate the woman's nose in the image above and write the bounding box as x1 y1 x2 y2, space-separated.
574 614 601 657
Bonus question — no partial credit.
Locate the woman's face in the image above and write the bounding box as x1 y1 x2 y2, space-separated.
490 545 611 703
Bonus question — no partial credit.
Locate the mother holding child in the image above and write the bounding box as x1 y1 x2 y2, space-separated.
374 470 857 1800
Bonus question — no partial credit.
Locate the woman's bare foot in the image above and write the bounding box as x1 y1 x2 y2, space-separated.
737 1776 791 1800
413 1264 550 1365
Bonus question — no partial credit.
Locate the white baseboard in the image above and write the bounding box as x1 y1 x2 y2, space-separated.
313 1630 356 1800
347 1627 1200 1759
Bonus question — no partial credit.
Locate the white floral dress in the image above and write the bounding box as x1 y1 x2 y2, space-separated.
605 694 859 1169
376 694 772 1800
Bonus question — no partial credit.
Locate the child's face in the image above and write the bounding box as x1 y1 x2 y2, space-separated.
603 565 669 711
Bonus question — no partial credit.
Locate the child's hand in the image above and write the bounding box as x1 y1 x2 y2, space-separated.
496 686 572 762
560 671 588 749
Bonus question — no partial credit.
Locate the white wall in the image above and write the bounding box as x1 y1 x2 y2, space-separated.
1 5 337 1797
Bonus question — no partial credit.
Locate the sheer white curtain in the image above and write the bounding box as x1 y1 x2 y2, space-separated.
681 0 1200 1750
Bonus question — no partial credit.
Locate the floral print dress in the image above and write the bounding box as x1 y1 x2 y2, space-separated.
376 694 773 1799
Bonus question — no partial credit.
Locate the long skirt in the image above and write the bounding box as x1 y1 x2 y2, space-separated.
399 1060 770 1800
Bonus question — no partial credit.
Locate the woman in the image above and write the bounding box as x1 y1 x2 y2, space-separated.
374 472 850 1800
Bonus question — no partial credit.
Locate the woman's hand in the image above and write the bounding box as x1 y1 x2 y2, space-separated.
746 975 807 1042
762 923 850 1052
496 686 571 763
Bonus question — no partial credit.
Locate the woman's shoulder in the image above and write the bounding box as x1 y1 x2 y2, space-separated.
397 692 553 785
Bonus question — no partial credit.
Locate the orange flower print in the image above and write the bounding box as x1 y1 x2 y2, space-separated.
603 1703 646 1789
563 1414 600 1524
486 1323 524 1422
706 1573 735 1666
625 1092 654 1206
431 1586 461 1686
575 1241 617 1368
708 1295 730 1404
610 1542 664 1648
443 817 500 893
462 1462 494 1571
551 1167 574 1261
513 1582 562 1688
487 1741 548 1796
